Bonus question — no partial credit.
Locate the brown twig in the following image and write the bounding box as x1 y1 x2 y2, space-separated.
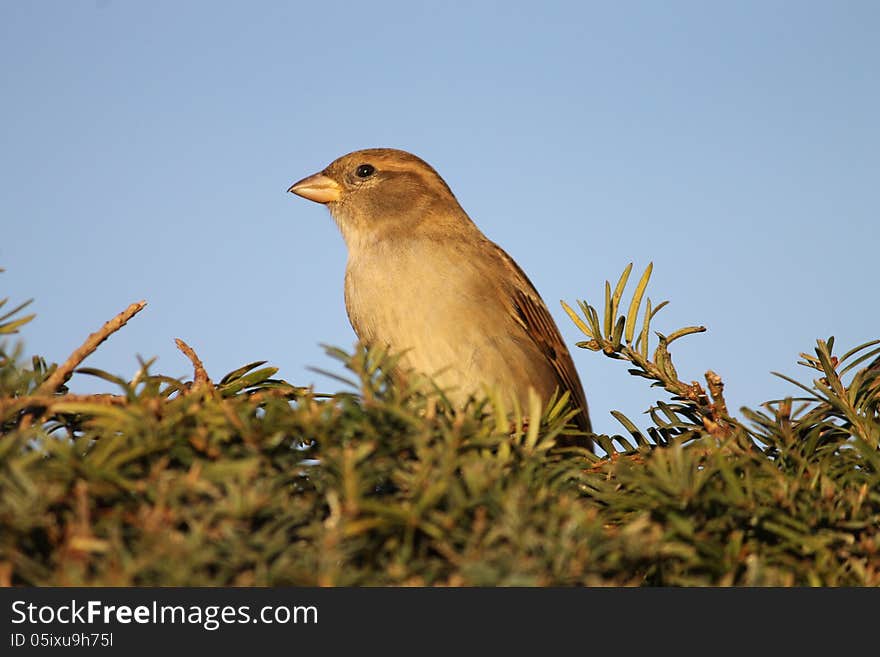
36 300 147 395
701 370 733 438
174 338 212 388
705 370 729 418
0 393 126 413
587 451 645 472
1 393 128 428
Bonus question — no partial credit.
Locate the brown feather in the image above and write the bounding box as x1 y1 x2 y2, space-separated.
492 243 592 446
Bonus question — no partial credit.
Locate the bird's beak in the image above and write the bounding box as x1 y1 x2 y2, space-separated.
287 172 342 204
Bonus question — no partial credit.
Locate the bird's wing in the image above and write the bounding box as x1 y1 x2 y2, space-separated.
490 243 592 436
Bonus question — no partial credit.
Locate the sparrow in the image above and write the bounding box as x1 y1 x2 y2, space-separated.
288 148 591 449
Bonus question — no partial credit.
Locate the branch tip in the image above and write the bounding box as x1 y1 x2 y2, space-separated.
174 338 211 387
36 300 147 395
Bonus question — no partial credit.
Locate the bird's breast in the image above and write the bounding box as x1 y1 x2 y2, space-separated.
342 239 556 405
344 240 488 353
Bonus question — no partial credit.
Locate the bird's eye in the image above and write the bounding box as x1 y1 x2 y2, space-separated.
355 164 375 178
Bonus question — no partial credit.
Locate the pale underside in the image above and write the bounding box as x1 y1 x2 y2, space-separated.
344 236 562 410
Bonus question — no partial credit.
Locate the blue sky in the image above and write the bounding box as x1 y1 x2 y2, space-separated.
2 1 877 438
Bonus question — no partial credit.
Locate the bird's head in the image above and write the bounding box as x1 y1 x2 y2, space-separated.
288 148 472 248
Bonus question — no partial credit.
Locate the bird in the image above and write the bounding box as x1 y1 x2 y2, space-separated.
288 148 591 449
